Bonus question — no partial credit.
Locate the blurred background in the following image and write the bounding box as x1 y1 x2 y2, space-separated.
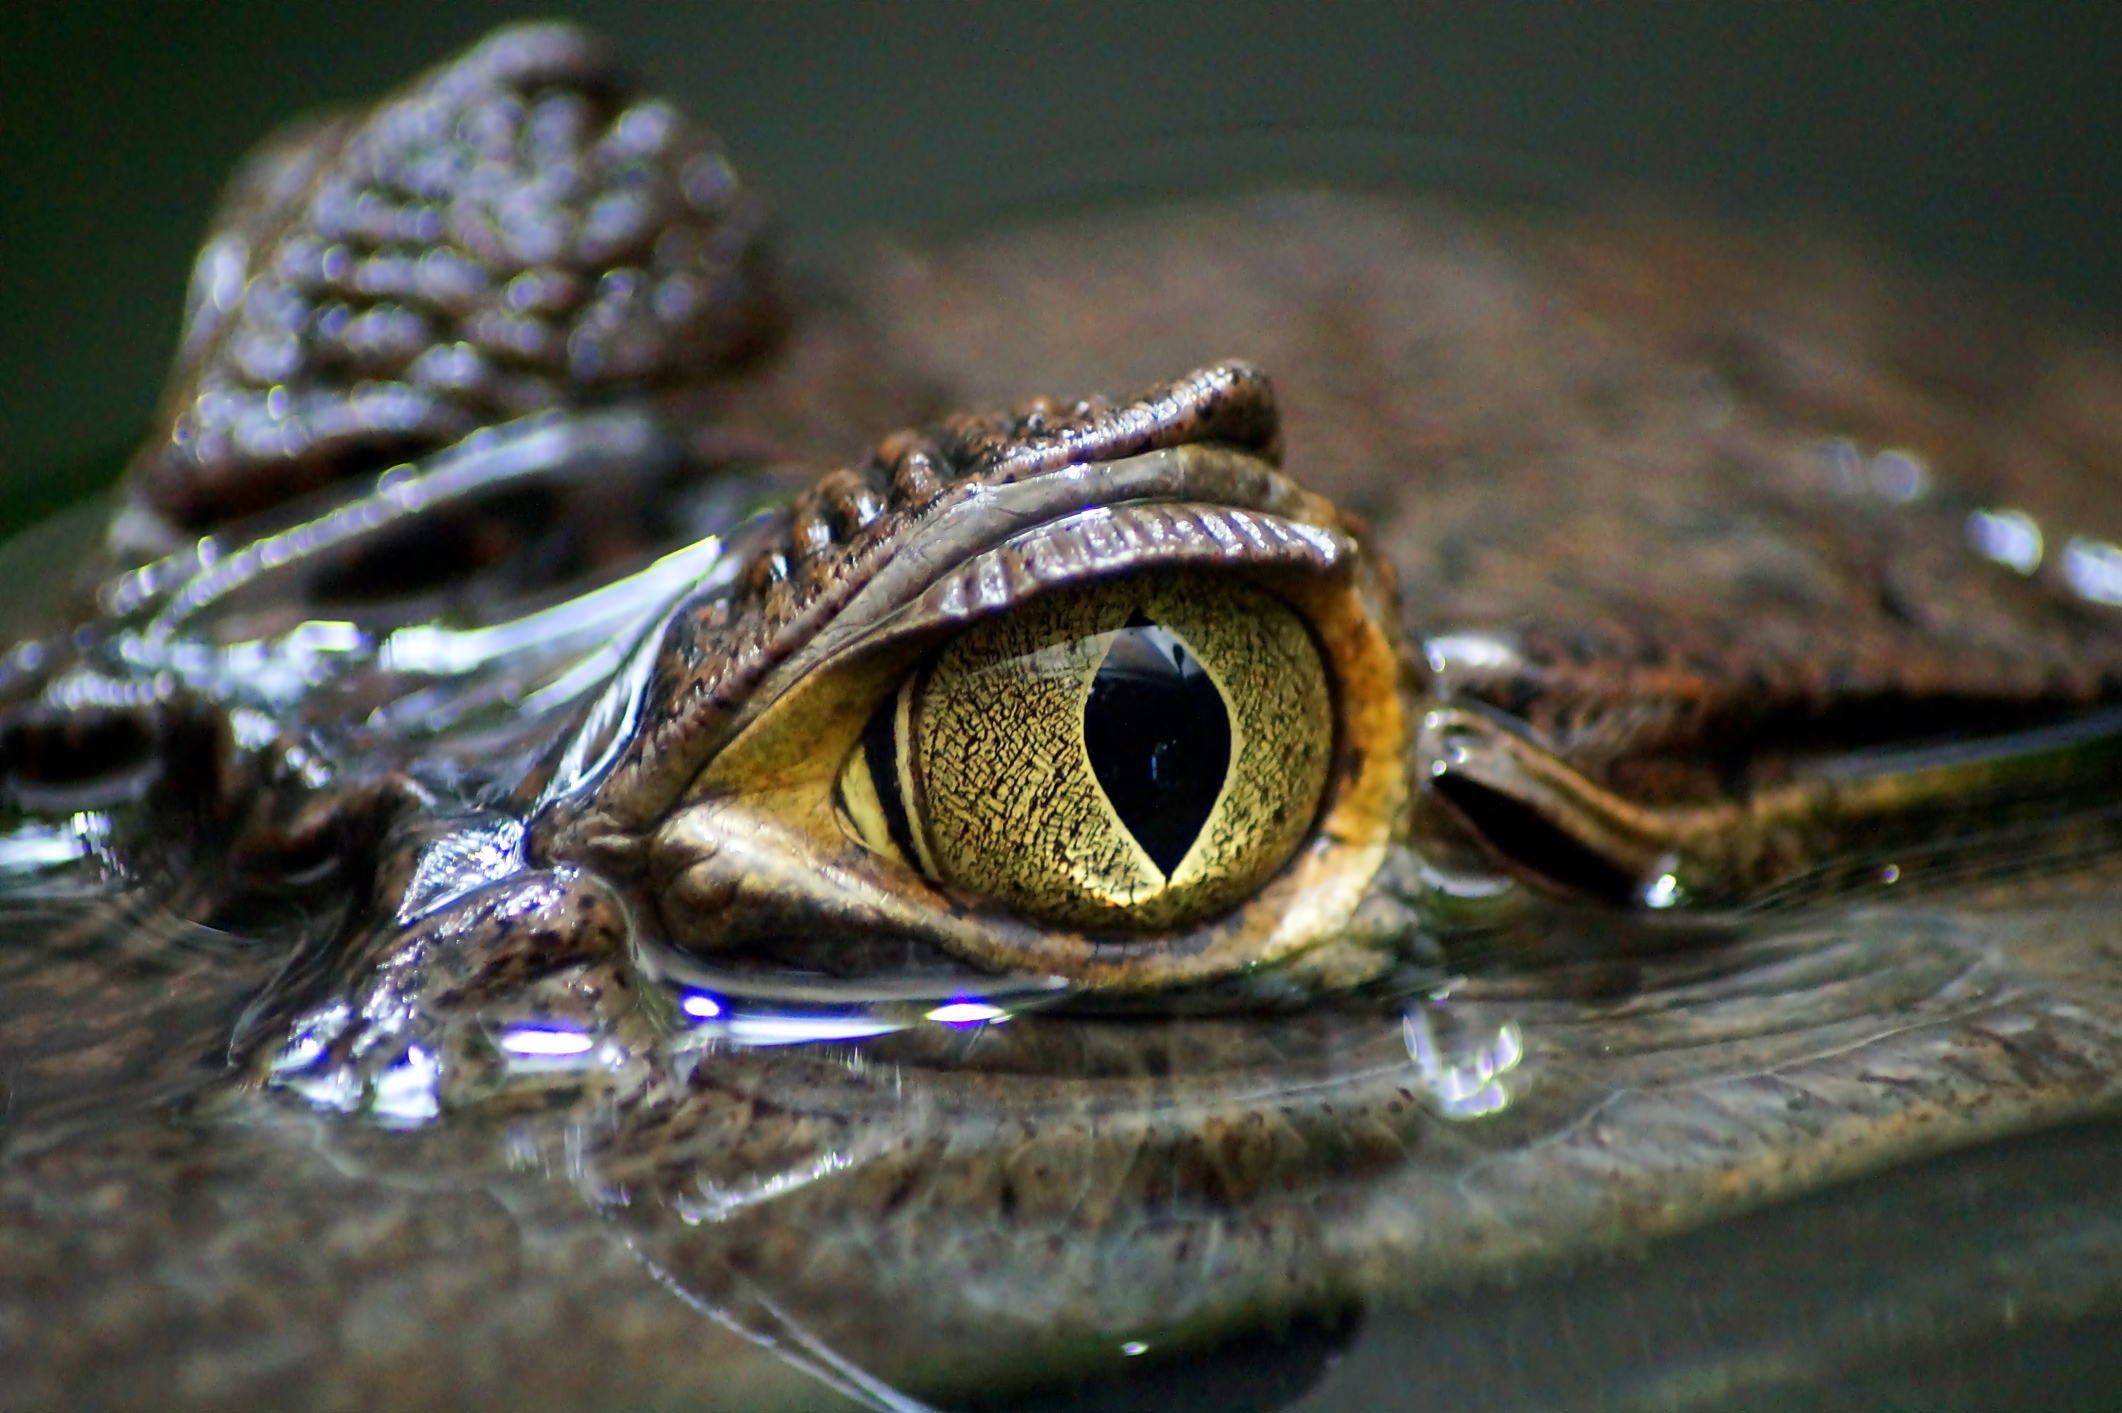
5 3 2119 536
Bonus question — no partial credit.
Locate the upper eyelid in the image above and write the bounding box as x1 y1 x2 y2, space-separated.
676 497 1354 812
825 502 1352 682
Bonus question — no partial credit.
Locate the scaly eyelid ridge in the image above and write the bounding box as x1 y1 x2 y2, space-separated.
685 496 1354 812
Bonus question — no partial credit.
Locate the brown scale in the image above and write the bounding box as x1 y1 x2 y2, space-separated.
19 22 2122 917
113 21 935 562
532 363 1285 862
843 192 2122 812
18 30 2122 1407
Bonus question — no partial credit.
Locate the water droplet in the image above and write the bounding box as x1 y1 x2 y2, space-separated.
1967 507 2044 575
2064 537 2122 606
1869 449 1930 502
1405 1005 1523 1120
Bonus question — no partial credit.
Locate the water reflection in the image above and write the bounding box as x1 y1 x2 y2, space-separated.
658 975 1056 1050
395 816 525 922
11 166 2122 1413
1816 435 1932 503
369 1042 443 1126
2064 535 2122 606
925 1000 1013 1027
495 1026 596 1058
10 394 2122 1413
1967 506 2045 574
1404 1000 1524 1119
0 811 109 876
685 1013 905 1048
631 1248 951 1413
12 419 2120 1410
38 413 749 778
11 587 2122 1413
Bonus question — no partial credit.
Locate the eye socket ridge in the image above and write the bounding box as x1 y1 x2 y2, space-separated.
544 444 1343 856
645 462 1410 989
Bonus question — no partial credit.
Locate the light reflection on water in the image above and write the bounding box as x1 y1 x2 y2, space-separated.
1967 506 2045 575
495 1025 596 1057
2064 535 2122 607
1403 1001 1524 1119
0 811 109 876
7 407 2122 1409
9 688 2122 1413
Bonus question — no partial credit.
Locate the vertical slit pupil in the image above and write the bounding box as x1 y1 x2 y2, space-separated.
1081 612 1232 877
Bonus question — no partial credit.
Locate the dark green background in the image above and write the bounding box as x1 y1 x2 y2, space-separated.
5 4 2119 532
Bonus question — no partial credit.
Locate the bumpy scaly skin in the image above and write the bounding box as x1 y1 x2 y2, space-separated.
850 196 2122 809
16 22 2122 1411
511 358 1419 992
532 361 1283 860
126 24 779 539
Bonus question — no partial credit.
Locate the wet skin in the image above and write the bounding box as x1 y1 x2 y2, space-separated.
8 22 2122 1410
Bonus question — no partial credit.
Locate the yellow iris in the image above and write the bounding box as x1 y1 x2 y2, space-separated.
838 571 1333 931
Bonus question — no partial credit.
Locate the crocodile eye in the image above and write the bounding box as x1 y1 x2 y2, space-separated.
835 571 1333 930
